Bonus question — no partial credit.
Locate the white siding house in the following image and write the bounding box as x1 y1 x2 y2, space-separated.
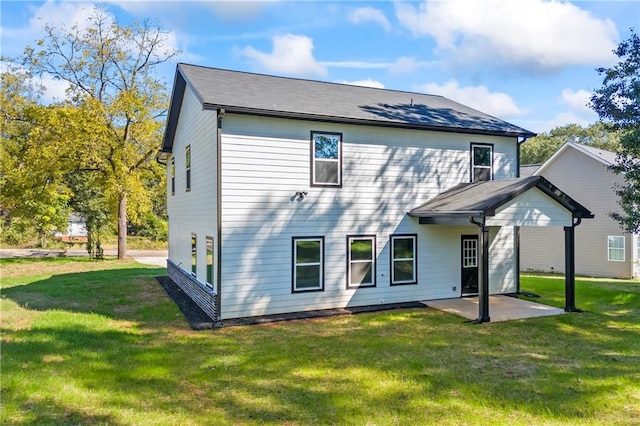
520 142 636 278
159 64 593 325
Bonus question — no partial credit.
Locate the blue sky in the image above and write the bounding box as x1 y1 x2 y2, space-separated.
2 0 638 133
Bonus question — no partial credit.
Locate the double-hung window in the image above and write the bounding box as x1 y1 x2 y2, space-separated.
471 143 493 182
186 145 191 191
170 158 175 195
608 236 625 262
206 236 214 288
292 237 324 292
191 233 197 275
347 235 376 288
391 234 417 285
311 132 342 187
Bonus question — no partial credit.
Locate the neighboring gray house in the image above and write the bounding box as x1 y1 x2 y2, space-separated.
54 213 88 241
158 64 593 325
520 142 636 278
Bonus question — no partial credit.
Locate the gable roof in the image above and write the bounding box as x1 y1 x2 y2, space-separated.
161 63 536 152
408 176 594 221
535 141 618 175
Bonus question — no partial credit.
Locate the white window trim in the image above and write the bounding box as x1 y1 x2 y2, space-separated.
347 235 376 289
608 235 625 262
293 237 324 292
391 235 417 285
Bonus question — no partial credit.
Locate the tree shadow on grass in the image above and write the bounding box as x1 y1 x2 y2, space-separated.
2 272 639 424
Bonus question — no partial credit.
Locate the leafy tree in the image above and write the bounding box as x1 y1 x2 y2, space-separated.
521 123 621 165
591 30 640 232
21 8 177 258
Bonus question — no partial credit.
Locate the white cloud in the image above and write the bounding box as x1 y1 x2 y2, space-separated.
348 7 391 32
239 34 327 77
30 1 103 33
536 88 598 131
336 79 385 89
418 80 523 118
321 56 432 73
395 0 619 72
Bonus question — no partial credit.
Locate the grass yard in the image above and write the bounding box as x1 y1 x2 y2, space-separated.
1 259 639 425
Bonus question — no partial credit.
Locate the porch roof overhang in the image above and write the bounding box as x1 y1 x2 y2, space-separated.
408 176 594 226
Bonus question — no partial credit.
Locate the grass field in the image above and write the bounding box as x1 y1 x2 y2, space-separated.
1 258 639 425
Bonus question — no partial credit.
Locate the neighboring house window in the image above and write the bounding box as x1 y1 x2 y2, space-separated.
471 143 493 182
608 236 625 262
206 236 214 288
311 131 342 187
191 233 197 275
186 145 191 191
171 157 175 195
391 234 417 285
347 235 376 289
292 237 324 292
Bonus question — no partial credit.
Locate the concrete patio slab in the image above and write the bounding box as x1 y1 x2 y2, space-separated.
425 295 564 322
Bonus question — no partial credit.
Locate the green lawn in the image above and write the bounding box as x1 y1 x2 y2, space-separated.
1 259 639 425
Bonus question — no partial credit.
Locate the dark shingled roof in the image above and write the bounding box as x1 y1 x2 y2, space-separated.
161 63 536 152
408 176 594 220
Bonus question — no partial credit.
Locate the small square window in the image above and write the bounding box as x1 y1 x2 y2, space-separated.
293 237 324 292
347 235 376 288
311 132 342 187
471 144 493 182
391 234 417 285
608 236 625 262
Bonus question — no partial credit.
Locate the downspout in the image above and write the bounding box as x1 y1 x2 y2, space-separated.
514 135 529 295
215 108 225 327
470 215 490 323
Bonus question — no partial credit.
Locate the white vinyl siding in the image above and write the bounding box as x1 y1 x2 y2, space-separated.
608 236 625 262
217 114 520 319
166 86 218 284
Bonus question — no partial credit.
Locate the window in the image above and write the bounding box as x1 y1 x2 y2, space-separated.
191 233 197 275
347 235 376 288
311 132 342 187
206 236 214 288
292 237 324 292
170 157 175 195
186 145 191 191
608 236 625 262
471 143 493 182
391 234 417 285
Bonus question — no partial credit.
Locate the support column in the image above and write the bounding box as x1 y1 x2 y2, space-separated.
477 224 491 323
564 224 577 312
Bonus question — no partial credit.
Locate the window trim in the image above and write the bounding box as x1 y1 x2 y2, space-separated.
608 235 625 262
310 131 342 188
292 236 325 293
346 235 377 289
170 157 175 195
206 236 214 288
470 143 494 182
191 233 197 276
185 145 191 192
390 234 418 286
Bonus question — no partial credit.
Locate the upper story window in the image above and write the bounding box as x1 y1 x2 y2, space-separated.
311 131 342 187
186 145 191 192
471 143 493 182
170 157 175 195
608 236 625 262
347 235 376 289
292 237 324 292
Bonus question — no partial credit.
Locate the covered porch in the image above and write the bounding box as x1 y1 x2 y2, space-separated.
409 176 594 323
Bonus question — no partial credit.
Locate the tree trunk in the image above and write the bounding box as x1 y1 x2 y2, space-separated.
118 192 127 260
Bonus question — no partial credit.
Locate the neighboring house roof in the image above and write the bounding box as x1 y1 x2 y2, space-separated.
408 176 594 221
519 164 541 178
535 142 618 175
161 64 536 152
